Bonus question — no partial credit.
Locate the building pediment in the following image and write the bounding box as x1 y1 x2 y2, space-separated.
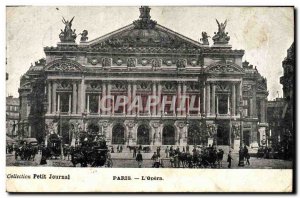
205 62 244 74
83 23 202 49
45 59 83 72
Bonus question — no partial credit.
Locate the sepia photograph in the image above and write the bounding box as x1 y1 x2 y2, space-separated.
5 6 295 192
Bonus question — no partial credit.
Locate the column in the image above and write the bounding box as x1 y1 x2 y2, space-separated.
236 81 242 115
102 82 106 115
52 82 57 113
261 99 266 123
183 83 187 116
68 94 71 114
252 85 257 117
72 83 77 114
202 84 206 114
216 95 219 114
152 82 157 115
57 94 60 113
205 83 210 115
87 94 90 114
157 83 162 115
249 98 253 117
227 95 230 114
47 82 52 114
177 82 182 116
77 82 82 113
98 94 101 114
132 83 137 115
198 94 201 115
81 79 86 113
231 83 236 116
211 84 216 115
127 82 132 115
107 82 111 115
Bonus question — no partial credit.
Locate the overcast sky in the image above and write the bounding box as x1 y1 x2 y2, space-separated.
6 6 294 99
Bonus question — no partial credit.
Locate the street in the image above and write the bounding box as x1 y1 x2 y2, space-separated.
6 151 293 169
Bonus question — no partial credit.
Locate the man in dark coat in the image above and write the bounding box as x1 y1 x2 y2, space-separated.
227 150 233 168
133 146 137 158
40 145 47 165
136 151 143 168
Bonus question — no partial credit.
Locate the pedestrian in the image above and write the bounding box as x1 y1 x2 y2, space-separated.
186 145 189 152
40 145 47 165
227 150 233 168
136 151 143 168
151 152 158 167
138 144 142 151
165 146 169 158
117 145 120 153
157 146 161 157
243 145 250 165
120 145 123 153
133 146 137 158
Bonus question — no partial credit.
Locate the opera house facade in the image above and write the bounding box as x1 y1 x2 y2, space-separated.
19 6 269 150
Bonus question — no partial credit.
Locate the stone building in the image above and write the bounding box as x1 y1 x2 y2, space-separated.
279 42 294 159
6 96 19 138
267 98 285 146
18 6 268 150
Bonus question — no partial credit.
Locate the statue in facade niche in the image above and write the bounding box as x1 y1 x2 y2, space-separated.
212 19 230 45
200 32 210 45
79 30 88 42
59 16 77 43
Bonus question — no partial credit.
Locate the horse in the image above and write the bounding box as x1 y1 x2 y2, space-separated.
127 146 136 153
142 146 151 153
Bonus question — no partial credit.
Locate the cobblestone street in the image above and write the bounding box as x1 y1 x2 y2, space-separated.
6 151 293 169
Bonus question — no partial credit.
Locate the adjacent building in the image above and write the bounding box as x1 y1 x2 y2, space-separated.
267 98 285 146
19 7 269 150
6 96 19 138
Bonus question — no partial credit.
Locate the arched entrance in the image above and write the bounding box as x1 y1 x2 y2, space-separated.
112 124 125 144
162 125 175 145
187 124 201 145
137 124 150 145
87 122 100 135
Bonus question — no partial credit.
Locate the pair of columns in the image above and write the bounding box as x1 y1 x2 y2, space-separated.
204 82 242 116
47 81 83 114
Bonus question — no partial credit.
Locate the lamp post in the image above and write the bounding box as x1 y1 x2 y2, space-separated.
238 98 244 167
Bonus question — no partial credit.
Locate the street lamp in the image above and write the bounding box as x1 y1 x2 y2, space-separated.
238 97 245 167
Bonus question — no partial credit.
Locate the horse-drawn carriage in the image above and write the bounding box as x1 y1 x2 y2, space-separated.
14 138 39 161
168 147 224 168
70 133 112 167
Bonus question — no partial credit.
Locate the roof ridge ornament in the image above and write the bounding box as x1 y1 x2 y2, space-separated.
133 6 157 29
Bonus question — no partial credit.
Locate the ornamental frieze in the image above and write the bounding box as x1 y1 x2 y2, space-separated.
46 59 83 72
205 62 244 74
187 82 200 91
137 82 151 91
57 80 72 90
86 81 102 91
162 82 176 92
216 83 230 92
127 58 137 67
176 59 187 68
101 57 112 67
112 81 126 91
113 57 124 66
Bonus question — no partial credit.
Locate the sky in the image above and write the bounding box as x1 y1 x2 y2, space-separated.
6 6 294 99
